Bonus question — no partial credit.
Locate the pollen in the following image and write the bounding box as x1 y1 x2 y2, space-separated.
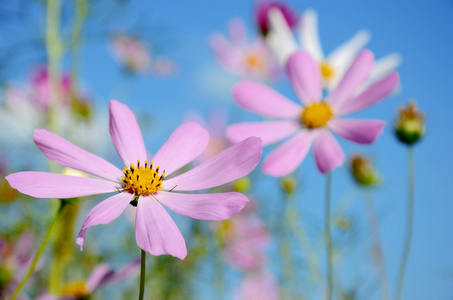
320 62 334 79
121 160 165 196
300 103 334 129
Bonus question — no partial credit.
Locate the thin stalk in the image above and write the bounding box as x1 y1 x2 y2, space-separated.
325 172 333 300
138 249 146 300
9 203 63 300
395 147 415 300
364 190 391 300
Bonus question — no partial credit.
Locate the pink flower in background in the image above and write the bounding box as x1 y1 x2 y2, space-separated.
6 100 262 259
36 259 139 300
235 269 280 300
227 50 399 176
223 207 270 271
265 8 401 90
111 35 177 76
31 66 71 110
255 1 299 37
210 19 279 82
0 234 35 300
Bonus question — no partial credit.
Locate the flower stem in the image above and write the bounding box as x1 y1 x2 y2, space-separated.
138 249 146 300
9 203 62 300
395 146 415 300
325 172 333 300
364 190 391 300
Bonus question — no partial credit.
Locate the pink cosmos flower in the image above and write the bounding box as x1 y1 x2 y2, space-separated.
210 19 279 82
31 66 71 110
227 50 399 176
6 100 262 259
36 259 140 300
234 269 279 300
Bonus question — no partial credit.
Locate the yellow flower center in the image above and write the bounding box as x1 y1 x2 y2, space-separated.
300 103 334 129
121 160 165 196
320 62 334 79
62 281 89 299
245 52 264 70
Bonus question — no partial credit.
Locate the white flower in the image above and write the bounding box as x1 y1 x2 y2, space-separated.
265 8 402 91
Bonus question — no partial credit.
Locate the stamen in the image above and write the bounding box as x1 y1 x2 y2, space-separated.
122 159 165 197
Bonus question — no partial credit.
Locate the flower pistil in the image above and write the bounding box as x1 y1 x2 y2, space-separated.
300 102 334 129
121 160 165 196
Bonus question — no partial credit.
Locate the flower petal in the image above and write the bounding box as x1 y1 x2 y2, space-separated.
262 130 313 177
329 119 385 144
286 50 322 105
369 53 402 82
226 121 299 146
6 172 119 198
109 100 147 167
135 197 187 259
328 30 371 74
86 265 114 292
229 18 247 46
335 72 399 115
328 50 374 108
156 191 247 221
267 8 298 65
164 137 262 191
152 123 209 176
300 9 324 62
233 80 301 118
312 130 345 174
76 192 133 250
34 129 123 182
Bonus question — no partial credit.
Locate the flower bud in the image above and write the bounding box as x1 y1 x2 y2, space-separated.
395 101 425 145
349 154 380 187
280 176 297 195
232 177 251 193
255 1 299 36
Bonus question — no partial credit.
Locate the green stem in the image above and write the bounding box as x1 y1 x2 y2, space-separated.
395 147 415 300
138 249 146 300
364 190 391 300
325 172 333 300
9 203 62 300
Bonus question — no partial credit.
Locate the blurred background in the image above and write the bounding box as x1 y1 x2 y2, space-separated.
0 0 452 299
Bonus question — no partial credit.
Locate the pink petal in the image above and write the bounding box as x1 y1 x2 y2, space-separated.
286 50 322 105
329 119 385 144
86 265 113 292
262 130 313 177
34 129 123 181
226 121 299 146
6 172 119 198
156 191 247 221
233 80 301 118
76 192 133 250
312 130 345 174
152 123 209 176
109 100 147 167
334 72 400 115
229 19 247 46
135 196 187 259
164 137 262 191
328 50 374 108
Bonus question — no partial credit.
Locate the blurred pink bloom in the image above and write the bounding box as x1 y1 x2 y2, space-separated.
6 100 262 259
227 50 399 176
111 35 177 76
210 19 279 82
31 66 71 110
223 209 270 271
36 259 139 300
0 234 35 300
235 269 280 300
255 1 299 36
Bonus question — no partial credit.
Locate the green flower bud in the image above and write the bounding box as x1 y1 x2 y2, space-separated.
280 176 297 195
349 154 380 187
395 101 425 145
232 177 251 193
